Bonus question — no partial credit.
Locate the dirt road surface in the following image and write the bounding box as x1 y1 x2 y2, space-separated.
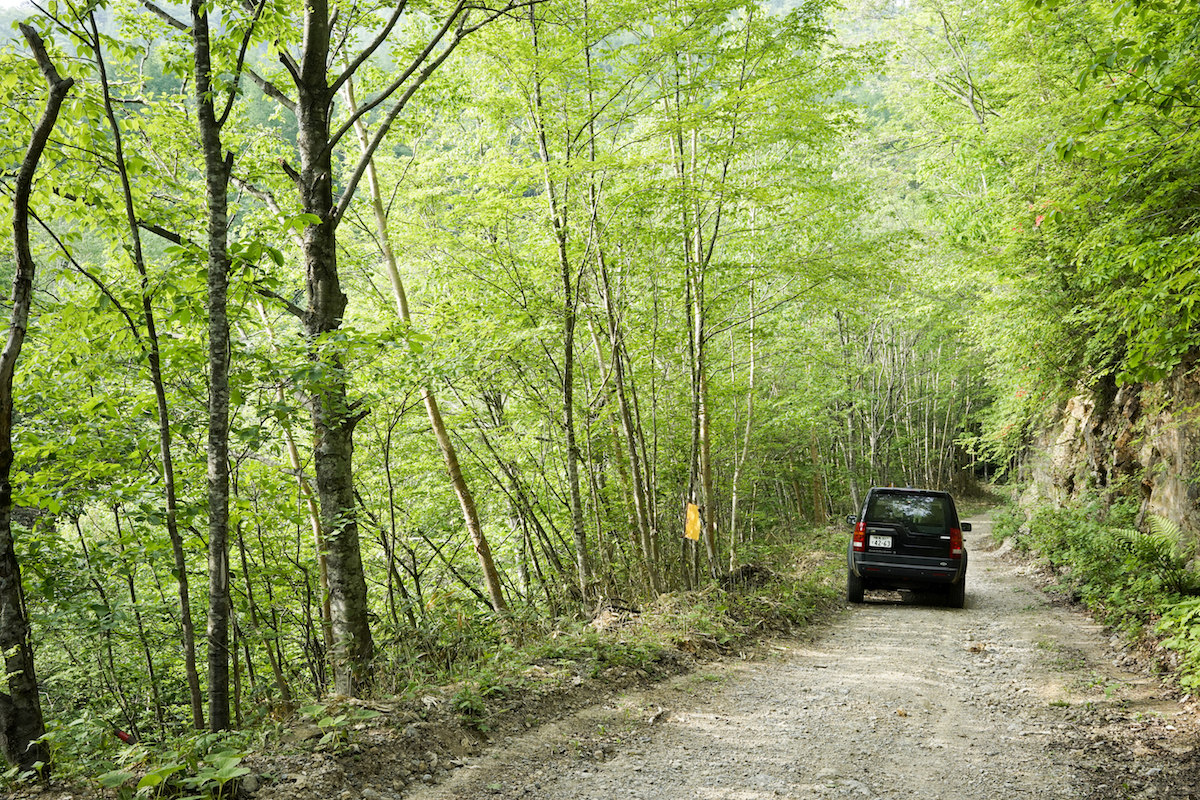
402 517 1200 800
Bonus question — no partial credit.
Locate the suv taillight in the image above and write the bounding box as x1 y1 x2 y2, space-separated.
852 521 865 552
949 527 963 558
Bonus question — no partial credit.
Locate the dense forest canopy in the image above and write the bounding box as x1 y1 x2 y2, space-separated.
0 0 1197 782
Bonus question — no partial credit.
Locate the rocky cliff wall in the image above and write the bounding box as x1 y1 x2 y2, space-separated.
1019 356 1200 539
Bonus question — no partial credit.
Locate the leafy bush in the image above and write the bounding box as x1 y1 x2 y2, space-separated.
1013 500 1196 632
989 502 1025 544
1157 598 1200 690
95 732 257 799
1113 516 1199 596
298 703 382 749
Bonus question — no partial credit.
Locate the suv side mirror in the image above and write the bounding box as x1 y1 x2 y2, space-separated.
961 522 972 532
845 514 857 526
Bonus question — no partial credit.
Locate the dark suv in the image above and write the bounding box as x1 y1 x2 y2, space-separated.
846 487 970 608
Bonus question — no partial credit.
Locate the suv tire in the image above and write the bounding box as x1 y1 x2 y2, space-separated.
847 568 865 604
947 576 966 609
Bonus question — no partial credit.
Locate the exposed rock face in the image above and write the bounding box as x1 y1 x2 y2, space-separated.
1020 356 1200 540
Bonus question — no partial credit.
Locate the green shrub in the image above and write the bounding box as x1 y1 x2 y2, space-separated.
94 731 258 799
1113 516 1199 596
1010 492 1200 685
1014 499 1194 632
1157 597 1200 690
990 502 1025 545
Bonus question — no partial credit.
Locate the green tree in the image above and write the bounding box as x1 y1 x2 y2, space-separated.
234 0 533 689
0 23 72 773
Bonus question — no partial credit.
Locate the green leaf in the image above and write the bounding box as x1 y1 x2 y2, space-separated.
99 770 137 789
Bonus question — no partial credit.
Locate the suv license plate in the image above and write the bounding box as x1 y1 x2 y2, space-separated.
869 535 892 549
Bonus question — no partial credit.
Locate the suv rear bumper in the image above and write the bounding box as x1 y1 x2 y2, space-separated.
848 550 967 589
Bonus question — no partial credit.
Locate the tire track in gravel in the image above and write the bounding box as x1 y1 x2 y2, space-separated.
404 516 1197 800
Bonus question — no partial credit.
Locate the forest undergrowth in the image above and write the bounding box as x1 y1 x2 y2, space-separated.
6 527 846 799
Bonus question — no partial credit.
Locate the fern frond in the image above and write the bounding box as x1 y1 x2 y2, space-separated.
1149 515 1182 541
1113 517 1198 595
1149 515 1195 560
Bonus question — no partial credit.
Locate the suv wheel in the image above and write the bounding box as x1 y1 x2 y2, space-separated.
947 576 965 609
847 568 864 603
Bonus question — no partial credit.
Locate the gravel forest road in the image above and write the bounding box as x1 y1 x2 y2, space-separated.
403 516 1200 800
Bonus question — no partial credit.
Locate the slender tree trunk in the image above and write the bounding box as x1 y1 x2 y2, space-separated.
238 524 294 716
729 282 755 570
192 0 235 729
595 254 659 591
114 511 166 738
88 11 206 729
0 25 70 772
836 314 862 510
292 0 378 692
526 10 591 600
380 417 419 631
811 430 827 525
665 33 737 580
685 158 718 577
554 174 591 600
232 617 243 728
585 320 641 585
340 76 508 617
73 519 136 738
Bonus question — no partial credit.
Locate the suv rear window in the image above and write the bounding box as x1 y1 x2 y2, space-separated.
865 493 950 534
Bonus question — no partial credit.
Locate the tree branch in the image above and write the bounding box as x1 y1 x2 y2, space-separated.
329 0 542 225
244 66 297 112
27 208 142 340
140 0 189 31
219 0 272 128
329 0 410 97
